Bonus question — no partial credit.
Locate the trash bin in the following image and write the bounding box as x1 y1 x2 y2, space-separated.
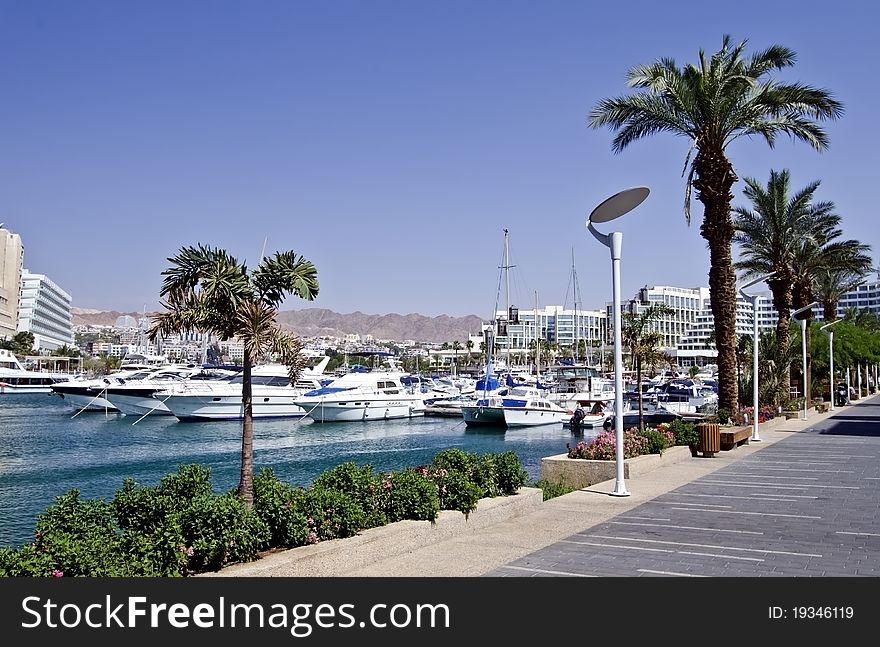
696 422 720 458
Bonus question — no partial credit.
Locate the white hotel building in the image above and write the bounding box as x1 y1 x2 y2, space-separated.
17 270 75 352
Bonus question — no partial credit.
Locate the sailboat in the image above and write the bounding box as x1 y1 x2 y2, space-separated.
461 228 518 428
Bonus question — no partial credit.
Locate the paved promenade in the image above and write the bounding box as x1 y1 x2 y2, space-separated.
221 395 880 577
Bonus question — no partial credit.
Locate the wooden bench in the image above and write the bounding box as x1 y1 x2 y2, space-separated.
720 426 751 451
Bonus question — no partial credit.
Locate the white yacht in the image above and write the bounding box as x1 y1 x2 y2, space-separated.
0 348 72 395
103 365 239 417
50 360 167 412
294 369 427 423
160 356 331 422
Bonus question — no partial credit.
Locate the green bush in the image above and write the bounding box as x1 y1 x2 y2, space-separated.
421 466 482 514
312 462 387 528
667 419 698 447
532 479 574 501
30 490 138 576
638 428 672 455
176 491 270 572
0 544 55 577
378 469 440 523
253 468 310 549
300 486 368 541
491 451 528 494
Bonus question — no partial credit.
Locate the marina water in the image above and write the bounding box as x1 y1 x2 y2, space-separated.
0 394 597 548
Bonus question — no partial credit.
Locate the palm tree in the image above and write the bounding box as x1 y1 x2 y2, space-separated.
621 303 674 431
589 35 843 415
790 217 872 403
148 244 318 508
816 269 869 322
733 169 831 404
451 340 462 374
465 339 474 367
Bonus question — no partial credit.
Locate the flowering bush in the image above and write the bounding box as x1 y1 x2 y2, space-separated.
736 406 777 425
567 424 675 460
567 428 648 460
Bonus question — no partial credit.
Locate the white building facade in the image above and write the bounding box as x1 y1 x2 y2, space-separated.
17 270 74 352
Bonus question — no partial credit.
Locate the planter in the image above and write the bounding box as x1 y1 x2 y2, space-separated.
696 422 720 457
540 445 692 490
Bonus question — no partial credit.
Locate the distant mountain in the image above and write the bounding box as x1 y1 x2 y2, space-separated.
71 307 484 343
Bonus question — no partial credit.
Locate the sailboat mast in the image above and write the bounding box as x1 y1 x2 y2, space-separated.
572 248 578 364
500 228 515 373
535 290 539 377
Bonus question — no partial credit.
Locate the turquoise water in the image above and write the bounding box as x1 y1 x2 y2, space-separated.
0 393 595 548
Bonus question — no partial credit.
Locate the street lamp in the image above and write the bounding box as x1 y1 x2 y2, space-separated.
792 301 819 420
820 319 842 410
587 185 650 497
739 271 777 441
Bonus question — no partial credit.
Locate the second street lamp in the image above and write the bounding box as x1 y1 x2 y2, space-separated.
793 301 819 420
739 271 777 441
820 319 842 410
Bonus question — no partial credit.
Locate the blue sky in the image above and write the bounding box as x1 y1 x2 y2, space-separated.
1 1 875 321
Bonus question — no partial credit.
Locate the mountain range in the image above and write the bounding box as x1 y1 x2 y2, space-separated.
71 307 484 343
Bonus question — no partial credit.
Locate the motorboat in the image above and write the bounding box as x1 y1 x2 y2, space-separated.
294 370 427 423
501 391 572 428
50 360 169 412
462 383 567 429
160 356 331 421
103 364 239 418
601 396 682 430
0 348 72 394
651 379 718 415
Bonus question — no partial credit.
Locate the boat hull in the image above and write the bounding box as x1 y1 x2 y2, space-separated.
105 391 173 417
50 385 119 412
503 407 570 428
163 392 307 421
461 405 506 427
300 398 426 423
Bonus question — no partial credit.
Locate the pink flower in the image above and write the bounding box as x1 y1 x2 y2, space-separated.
186 546 194 557
52 569 63 577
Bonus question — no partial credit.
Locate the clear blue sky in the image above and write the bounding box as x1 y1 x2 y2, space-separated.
2 0 875 320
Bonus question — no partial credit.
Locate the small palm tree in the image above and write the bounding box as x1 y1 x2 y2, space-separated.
589 35 843 415
148 244 318 508
734 168 833 404
815 269 869 322
621 304 674 431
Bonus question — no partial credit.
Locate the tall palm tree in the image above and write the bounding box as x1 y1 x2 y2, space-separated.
733 169 832 404
621 303 674 431
589 35 843 414
148 244 319 508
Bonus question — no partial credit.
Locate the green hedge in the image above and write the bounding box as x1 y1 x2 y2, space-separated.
0 449 528 577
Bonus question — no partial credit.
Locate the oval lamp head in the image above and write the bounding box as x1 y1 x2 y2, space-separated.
589 186 650 224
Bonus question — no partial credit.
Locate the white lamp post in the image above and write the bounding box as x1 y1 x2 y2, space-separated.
820 319 841 410
739 272 777 441
792 301 819 420
587 186 650 498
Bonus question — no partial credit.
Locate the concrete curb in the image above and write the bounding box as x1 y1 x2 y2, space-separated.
205 487 544 577
541 444 693 489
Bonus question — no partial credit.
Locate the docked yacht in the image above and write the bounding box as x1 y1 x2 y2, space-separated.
50 359 168 412
501 391 571 428
0 349 71 394
160 356 331 421
294 370 427 422
103 365 239 417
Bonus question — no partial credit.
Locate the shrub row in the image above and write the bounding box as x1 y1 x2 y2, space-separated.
566 419 697 460
0 449 527 577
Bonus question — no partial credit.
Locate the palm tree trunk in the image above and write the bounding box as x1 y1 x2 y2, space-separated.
238 348 255 509
636 358 644 432
769 280 793 406
695 151 738 414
